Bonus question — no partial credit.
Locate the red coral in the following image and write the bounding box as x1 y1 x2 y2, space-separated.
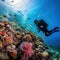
20 42 34 57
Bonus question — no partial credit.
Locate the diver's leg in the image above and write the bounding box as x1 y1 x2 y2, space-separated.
50 29 60 34
40 27 60 36
54 27 60 29
43 29 51 36
44 31 51 36
49 27 60 33
45 27 60 36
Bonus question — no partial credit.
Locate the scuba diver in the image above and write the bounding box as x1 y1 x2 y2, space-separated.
34 19 60 36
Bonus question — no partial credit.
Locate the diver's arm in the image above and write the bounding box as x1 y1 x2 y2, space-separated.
38 29 41 32
37 27 41 32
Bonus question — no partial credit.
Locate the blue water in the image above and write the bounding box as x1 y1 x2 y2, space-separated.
0 0 60 49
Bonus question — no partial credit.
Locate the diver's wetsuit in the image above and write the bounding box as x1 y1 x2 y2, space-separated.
34 19 60 36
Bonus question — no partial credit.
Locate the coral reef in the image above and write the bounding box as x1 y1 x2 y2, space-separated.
0 18 60 60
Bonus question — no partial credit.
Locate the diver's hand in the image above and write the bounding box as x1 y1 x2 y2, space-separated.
38 29 40 32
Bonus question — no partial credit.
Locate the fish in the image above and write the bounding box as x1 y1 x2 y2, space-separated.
27 17 31 20
14 14 17 16
29 24 32 27
18 11 21 14
8 13 12 16
0 17 3 19
3 15 7 18
2 0 5 1
11 1 14 2
0 15 3 19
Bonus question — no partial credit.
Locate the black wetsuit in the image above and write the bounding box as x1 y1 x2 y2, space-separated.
34 19 60 36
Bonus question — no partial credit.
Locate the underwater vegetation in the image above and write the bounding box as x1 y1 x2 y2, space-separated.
0 0 60 60
0 16 60 60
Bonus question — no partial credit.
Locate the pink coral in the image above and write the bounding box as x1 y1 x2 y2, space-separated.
20 42 34 57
